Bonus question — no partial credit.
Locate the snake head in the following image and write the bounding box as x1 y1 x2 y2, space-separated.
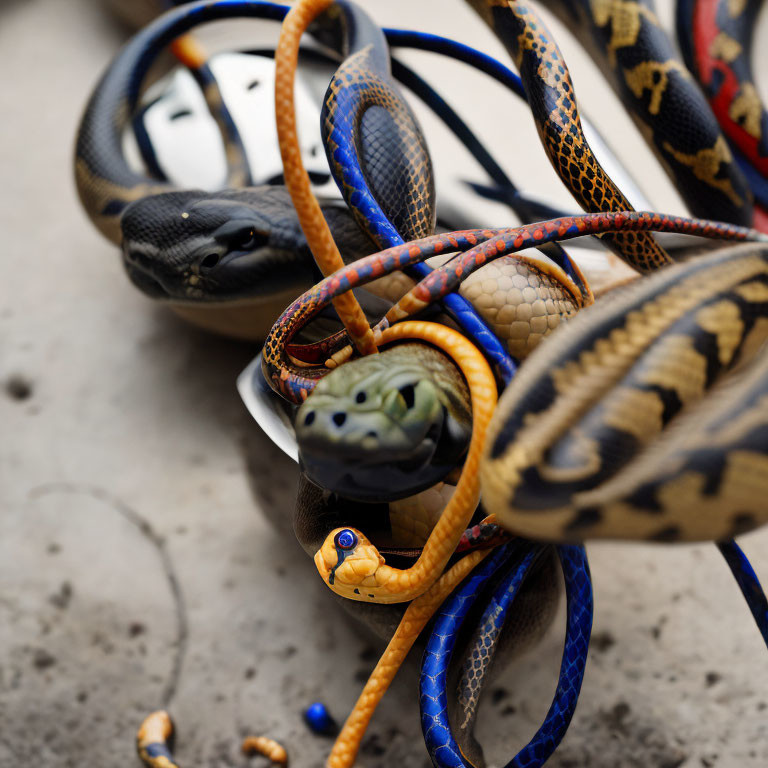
296 344 472 502
119 187 329 301
314 528 385 598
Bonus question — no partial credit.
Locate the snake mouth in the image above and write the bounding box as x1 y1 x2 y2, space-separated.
122 245 315 302
299 416 464 502
195 245 315 300
124 262 173 299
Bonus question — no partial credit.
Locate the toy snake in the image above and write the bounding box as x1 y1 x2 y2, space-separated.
677 0 768 213
295 254 585 501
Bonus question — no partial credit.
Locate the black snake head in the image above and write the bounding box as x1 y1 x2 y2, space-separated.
295 344 472 502
119 186 333 302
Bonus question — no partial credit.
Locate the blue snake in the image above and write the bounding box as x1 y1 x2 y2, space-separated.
420 543 592 768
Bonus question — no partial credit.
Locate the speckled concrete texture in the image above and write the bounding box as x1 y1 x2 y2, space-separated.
1 1 768 766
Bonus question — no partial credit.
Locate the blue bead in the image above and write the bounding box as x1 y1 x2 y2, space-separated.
303 702 337 736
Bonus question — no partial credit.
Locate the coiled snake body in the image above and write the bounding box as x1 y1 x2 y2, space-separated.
481 241 768 543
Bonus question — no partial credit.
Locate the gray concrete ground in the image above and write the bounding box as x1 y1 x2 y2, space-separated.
1 1 768 766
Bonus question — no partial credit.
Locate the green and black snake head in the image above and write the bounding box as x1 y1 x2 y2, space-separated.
295 343 472 502
119 186 374 302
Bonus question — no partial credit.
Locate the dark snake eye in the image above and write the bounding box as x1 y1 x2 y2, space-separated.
334 529 358 550
398 383 416 409
234 228 268 252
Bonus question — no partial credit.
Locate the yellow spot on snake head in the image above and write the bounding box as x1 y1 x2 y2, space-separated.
181 211 189 219
314 528 384 597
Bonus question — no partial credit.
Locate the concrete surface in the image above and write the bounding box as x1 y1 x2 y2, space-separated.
1 1 768 766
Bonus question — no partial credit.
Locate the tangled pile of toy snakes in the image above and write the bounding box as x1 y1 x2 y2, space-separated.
78 0 768 765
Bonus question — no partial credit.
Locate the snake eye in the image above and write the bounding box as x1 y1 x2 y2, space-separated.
334 529 357 550
398 383 416 409
233 227 268 252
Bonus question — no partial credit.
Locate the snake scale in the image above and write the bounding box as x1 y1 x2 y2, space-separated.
286 0 768 592
420 543 592 768
82 3 584 756
274 0 768 760
80 0 589 343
